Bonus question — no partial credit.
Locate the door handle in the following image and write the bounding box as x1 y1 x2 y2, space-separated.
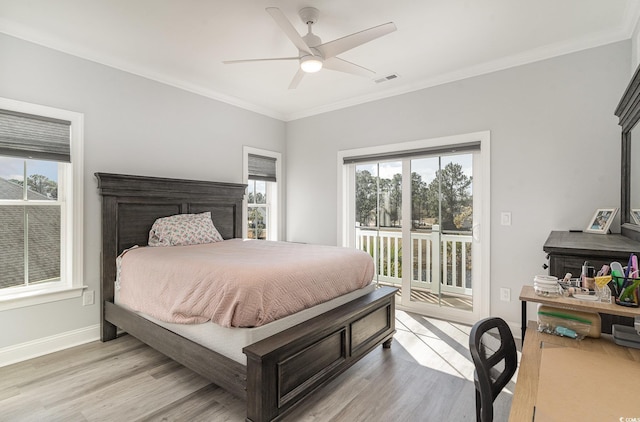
472 223 481 242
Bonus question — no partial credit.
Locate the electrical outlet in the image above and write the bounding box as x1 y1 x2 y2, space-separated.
500 287 511 302
82 290 95 306
501 212 512 226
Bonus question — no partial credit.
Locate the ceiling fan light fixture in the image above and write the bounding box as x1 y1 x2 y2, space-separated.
300 55 323 73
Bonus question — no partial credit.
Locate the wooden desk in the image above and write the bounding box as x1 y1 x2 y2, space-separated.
519 285 640 340
509 321 640 421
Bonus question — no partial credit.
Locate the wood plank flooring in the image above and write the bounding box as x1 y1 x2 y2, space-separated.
1 311 517 421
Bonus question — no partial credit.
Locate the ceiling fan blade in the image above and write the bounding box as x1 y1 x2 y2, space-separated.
223 57 298 64
288 68 305 89
316 22 397 59
266 7 315 57
323 57 375 77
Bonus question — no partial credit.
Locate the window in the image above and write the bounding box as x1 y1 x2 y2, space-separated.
0 98 84 310
244 147 280 241
247 178 269 239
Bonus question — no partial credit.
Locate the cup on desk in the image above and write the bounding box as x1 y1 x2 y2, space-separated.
595 284 611 303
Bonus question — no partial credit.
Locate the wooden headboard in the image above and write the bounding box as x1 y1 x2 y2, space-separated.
95 172 246 307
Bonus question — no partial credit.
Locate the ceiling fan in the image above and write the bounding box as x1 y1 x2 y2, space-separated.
223 7 397 89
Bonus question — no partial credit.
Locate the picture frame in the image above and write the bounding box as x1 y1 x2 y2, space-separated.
632 209 640 225
585 208 618 234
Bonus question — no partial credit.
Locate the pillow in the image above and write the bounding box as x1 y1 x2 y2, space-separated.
148 212 223 247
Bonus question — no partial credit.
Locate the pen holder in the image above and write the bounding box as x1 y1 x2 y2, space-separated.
613 277 640 308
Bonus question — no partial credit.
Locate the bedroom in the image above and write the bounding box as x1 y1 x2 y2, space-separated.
1 1 640 420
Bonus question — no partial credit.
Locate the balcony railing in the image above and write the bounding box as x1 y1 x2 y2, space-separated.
356 225 472 296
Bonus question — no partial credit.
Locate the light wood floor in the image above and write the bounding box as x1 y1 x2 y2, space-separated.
1 311 517 421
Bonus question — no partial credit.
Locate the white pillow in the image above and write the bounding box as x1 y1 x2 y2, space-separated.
148 212 223 247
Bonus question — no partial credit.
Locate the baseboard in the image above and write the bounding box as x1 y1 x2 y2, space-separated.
0 324 100 368
506 319 522 341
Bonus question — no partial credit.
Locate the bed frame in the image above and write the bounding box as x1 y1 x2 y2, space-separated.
95 172 396 422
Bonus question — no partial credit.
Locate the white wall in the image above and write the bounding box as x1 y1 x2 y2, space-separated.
0 33 285 351
632 16 640 71
286 41 631 327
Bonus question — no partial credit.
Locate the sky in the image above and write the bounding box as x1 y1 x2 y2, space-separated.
0 156 58 182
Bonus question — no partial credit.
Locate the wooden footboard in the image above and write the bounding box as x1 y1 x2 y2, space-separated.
243 286 396 422
102 286 395 422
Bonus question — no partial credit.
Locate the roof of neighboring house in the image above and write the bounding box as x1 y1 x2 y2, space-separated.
0 177 50 200
0 177 60 288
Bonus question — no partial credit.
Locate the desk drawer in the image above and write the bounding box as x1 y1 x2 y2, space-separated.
549 255 611 279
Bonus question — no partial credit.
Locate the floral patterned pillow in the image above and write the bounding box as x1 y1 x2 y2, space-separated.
148 212 223 247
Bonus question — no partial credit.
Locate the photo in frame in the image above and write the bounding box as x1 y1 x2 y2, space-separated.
585 208 618 234
632 209 640 225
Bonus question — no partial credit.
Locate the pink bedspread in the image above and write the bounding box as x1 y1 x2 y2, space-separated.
117 239 374 327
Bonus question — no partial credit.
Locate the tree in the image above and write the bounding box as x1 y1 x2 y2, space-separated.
411 172 429 227
454 205 473 230
355 163 472 232
386 173 402 227
376 173 402 227
29 174 57 199
248 207 266 239
8 175 58 199
355 169 377 227
425 163 472 230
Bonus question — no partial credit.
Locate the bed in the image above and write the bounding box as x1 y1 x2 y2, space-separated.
96 172 397 422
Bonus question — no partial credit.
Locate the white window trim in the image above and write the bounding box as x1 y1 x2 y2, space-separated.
0 97 85 311
337 131 491 323
242 146 282 241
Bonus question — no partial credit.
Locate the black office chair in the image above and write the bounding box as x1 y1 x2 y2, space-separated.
469 317 517 422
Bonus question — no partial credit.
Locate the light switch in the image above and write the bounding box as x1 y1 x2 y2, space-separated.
500 288 511 301
501 212 511 226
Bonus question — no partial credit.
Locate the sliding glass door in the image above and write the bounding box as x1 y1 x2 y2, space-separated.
343 136 486 322
407 154 474 313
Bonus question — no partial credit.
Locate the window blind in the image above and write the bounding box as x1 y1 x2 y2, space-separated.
248 154 277 182
0 109 71 162
342 141 481 164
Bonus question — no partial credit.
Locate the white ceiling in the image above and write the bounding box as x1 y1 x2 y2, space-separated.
1 1 639 121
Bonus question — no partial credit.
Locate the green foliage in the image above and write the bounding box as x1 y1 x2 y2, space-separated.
385 173 402 226
356 170 402 228
356 162 472 231
411 172 429 227
355 170 378 227
426 163 472 230
9 174 58 199
29 174 58 199
248 207 266 239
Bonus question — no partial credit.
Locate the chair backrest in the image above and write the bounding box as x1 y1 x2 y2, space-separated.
469 317 517 422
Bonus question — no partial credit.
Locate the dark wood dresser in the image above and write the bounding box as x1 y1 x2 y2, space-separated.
543 231 640 278
543 231 640 331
